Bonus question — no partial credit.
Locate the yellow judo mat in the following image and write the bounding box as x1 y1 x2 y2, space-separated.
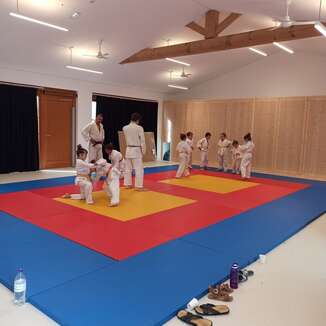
56 189 196 221
160 175 259 194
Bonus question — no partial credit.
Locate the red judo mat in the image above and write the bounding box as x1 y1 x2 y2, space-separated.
0 170 308 260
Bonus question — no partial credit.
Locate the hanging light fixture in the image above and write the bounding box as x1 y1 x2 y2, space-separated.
9 0 69 32
273 42 294 54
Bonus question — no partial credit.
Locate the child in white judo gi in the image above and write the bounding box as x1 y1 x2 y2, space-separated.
231 140 241 174
176 133 191 178
217 132 232 172
95 158 121 207
104 143 125 180
186 131 194 171
197 132 211 170
63 145 95 204
239 133 255 180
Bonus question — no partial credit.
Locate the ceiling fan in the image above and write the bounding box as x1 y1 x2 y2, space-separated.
273 0 323 28
180 67 192 78
83 40 109 59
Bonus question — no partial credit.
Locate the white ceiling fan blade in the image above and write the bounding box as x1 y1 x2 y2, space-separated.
82 54 98 57
293 21 317 25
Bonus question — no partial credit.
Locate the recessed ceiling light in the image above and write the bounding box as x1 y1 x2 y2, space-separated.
9 12 68 31
71 11 81 19
66 65 103 74
249 47 268 57
273 42 294 54
168 84 188 90
166 58 190 66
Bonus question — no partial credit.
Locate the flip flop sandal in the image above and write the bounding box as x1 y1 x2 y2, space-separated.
208 286 233 302
177 310 212 326
238 270 248 283
242 269 254 277
195 303 230 316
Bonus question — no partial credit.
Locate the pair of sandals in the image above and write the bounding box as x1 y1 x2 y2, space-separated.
177 303 229 326
208 283 233 302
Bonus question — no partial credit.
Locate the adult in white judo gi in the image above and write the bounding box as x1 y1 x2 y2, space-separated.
81 113 105 162
123 113 146 190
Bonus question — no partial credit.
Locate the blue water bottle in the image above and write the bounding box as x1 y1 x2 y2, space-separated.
229 263 239 289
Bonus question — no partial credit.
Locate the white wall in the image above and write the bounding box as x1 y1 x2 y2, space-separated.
0 65 163 160
168 52 326 100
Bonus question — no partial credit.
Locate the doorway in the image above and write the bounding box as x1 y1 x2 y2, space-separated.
38 88 76 169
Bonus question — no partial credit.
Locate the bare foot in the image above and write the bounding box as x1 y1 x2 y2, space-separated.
135 187 148 192
109 203 119 207
62 193 71 199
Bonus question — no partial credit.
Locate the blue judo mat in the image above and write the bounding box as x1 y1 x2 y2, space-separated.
0 166 325 325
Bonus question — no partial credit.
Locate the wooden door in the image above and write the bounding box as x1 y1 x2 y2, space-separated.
39 88 76 169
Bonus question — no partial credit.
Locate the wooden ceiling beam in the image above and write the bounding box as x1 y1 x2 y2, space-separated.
205 10 220 39
185 21 206 37
215 13 242 35
120 24 321 64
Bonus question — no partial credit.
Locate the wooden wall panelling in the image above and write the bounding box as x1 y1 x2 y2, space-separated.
299 97 310 174
271 99 281 170
144 132 157 161
171 101 188 161
206 101 227 166
224 99 254 169
163 97 326 179
162 101 178 160
225 99 254 142
184 101 202 164
252 98 279 171
191 101 212 164
303 97 326 176
274 97 306 173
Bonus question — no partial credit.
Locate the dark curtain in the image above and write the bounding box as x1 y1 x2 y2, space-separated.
0 84 39 173
96 96 158 157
